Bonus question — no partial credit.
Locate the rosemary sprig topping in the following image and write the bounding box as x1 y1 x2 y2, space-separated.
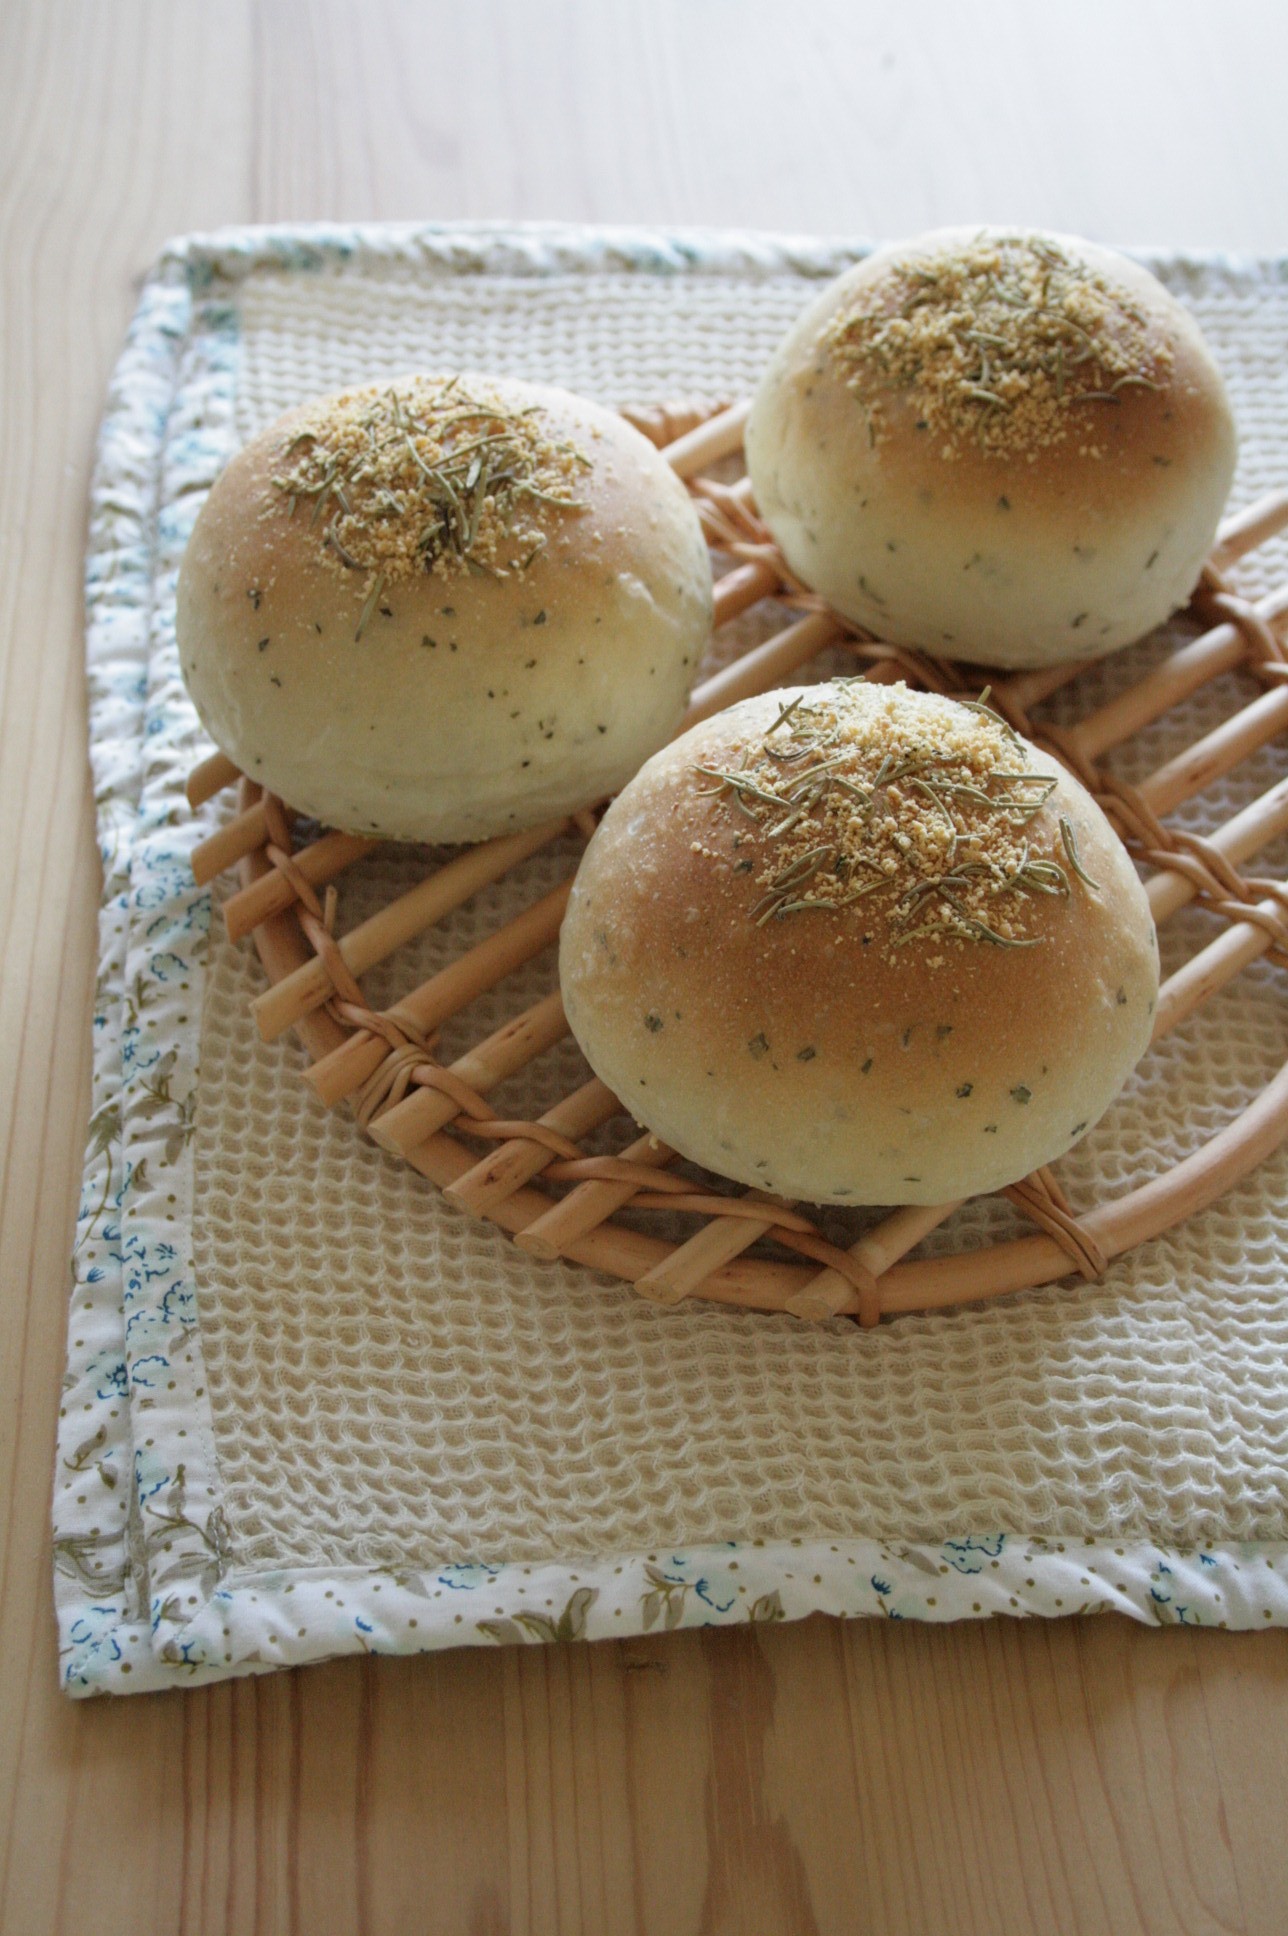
268 376 590 622
826 231 1173 458
1059 815 1102 892
354 571 387 644
957 686 1022 746
692 682 1101 957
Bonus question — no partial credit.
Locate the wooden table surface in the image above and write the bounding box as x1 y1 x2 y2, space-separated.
4 3 1288 1931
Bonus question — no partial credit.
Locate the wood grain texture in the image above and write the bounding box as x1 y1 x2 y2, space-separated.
3 1 1288 1930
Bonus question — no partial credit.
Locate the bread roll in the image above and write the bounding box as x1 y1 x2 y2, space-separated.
560 680 1158 1206
745 229 1236 669
177 374 712 842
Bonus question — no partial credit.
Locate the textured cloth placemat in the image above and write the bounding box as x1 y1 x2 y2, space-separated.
55 223 1288 1696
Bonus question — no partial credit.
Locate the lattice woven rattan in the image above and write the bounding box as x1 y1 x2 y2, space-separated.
186 400 1288 1326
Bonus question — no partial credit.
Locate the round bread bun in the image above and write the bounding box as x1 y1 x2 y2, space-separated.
177 373 712 842
560 680 1159 1206
745 228 1236 669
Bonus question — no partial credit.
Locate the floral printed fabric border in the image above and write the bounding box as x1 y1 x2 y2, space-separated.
54 222 1288 1696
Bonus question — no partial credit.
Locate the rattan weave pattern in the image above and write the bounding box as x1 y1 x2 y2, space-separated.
190 418 1288 1318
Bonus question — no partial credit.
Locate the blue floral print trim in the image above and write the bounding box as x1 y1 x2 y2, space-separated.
60 1534 1288 1696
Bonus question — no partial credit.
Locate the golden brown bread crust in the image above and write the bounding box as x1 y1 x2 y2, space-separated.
177 375 712 842
746 229 1236 668
560 682 1159 1205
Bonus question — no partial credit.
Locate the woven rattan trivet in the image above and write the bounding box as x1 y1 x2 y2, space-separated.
187 399 1288 1327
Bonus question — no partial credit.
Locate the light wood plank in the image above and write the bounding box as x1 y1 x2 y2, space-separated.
246 0 1288 247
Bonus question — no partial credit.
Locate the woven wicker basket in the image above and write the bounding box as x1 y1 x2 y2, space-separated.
186 400 1288 1326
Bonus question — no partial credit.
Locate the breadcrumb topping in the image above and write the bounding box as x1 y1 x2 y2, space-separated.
692 682 1098 961
266 376 590 625
826 232 1174 461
